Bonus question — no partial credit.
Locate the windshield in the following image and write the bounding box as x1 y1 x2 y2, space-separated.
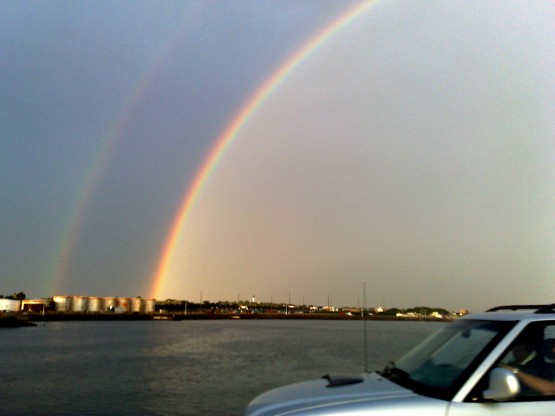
381 319 515 400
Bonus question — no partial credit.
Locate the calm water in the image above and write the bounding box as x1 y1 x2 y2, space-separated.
0 319 445 415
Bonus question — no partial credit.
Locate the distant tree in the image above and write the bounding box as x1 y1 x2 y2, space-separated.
13 292 26 300
406 306 451 317
5 292 26 300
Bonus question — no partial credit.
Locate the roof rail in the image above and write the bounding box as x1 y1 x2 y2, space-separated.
486 305 549 313
535 304 555 314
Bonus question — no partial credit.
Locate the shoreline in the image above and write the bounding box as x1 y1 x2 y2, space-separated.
23 312 453 322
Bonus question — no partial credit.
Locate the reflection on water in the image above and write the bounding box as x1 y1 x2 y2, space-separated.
1 319 444 415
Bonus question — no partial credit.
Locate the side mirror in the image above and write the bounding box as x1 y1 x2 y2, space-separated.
483 368 520 401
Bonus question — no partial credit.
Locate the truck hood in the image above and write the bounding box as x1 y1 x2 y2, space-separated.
245 372 416 416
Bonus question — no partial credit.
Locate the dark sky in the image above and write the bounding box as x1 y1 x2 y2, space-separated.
2 0 554 312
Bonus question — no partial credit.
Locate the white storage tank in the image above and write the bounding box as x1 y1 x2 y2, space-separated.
130 298 142 313
116 298 129 313
0 298 21 312
87 297 101 312
102 297 116 311
141 299 155 313
70 296 88 312
53 296 71 312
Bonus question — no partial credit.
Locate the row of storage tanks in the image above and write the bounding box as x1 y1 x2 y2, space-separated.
53 296 155 313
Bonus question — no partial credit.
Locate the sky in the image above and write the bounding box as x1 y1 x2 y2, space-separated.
1 0 554 313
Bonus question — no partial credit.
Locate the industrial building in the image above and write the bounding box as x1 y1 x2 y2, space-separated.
21 299 50 313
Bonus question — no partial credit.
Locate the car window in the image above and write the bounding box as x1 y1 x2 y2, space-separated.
389 319 513 400
481 321 555 401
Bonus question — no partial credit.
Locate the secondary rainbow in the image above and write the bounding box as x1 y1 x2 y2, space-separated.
151 0 376 299
49 4 207 295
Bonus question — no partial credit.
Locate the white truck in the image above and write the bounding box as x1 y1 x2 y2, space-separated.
246 305 555 416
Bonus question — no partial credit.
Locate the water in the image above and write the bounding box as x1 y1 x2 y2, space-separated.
0 319 445 415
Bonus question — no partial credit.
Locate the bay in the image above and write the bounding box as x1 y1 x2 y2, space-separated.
0 319 446 415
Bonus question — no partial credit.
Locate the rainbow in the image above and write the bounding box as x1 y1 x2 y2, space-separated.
50 4 207 295
151 0 376 299
51 90 151 294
